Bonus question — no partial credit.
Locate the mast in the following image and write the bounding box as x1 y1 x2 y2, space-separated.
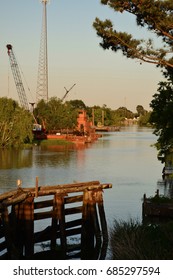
36 0 49 103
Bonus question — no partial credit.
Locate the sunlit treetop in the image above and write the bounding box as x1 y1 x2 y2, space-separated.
93 0 173 70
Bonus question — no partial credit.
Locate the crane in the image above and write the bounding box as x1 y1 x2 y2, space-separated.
6 44 43 132
61 83 76 102
6 44 29 110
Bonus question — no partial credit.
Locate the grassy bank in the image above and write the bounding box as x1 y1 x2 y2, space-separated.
33 139 74 147
109 219 173 259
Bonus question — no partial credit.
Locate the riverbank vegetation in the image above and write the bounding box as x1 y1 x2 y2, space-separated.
0 97 33 148
95 0 173 260
0 1 172 154
109 219 173 259
149 81 173 158
0 95 150 149
93 0 173 159
35 139 74 147
35 98 151 130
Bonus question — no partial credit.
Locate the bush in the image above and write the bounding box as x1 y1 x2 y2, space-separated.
109 219 173 259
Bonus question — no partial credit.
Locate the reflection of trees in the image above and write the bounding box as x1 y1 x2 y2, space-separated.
32 146 74 168
0 149 33 169
0 146 75 170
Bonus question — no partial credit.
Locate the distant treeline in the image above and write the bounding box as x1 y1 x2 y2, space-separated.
0 96 150 148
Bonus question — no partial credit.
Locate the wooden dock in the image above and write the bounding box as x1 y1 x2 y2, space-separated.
0 179 112 260
142 190 173 222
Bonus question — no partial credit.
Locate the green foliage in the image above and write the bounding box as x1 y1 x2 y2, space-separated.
138 111 151 127
149 80 173 153
115 107 134 119
38 139 73 147
93 1 173 150
136 105 145 116
94 0 173 71
67 99 86 110
0 97 33 148
0 96 148 150
35 97 78 132
110 219 173 259
148 195 172 204
89 105 135 126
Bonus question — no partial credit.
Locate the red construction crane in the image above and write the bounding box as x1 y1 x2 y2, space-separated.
6 44 29 110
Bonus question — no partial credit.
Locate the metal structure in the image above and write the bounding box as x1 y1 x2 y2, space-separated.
36 0 49 103
61 83 76 102
6 44 29 110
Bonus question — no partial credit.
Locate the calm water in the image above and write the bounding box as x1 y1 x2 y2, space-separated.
0 126 162 226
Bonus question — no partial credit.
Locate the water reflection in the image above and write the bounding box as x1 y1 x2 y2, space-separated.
32 146 74 168
0 149 33 169
0 127 162 223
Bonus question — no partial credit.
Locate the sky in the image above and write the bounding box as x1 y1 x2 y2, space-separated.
0 0 164 112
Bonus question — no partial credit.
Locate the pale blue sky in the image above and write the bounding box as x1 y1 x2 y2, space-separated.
0 0 163 112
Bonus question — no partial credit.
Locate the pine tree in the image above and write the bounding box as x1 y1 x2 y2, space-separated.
93 0 173 71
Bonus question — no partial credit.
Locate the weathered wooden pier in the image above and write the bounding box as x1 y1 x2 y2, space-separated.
0 179 112 260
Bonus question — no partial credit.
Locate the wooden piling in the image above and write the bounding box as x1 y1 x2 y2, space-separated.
89 192 102 259
10 203 24 258
55 194 67 258
94 189 109 259
81 190 91 259
35 177 39 198
0 179 112 260
23 197 34 258
1 206 13 258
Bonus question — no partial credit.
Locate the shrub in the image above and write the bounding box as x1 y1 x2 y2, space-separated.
109 219 173 259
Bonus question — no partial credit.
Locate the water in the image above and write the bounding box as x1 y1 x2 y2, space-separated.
0 126 162 226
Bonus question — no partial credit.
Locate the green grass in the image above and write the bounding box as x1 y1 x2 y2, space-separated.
109 219 173 259
148 195 172 204
33 139 74 146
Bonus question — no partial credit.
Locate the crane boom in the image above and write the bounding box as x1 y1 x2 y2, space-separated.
61 83 76 102
6 44 29 110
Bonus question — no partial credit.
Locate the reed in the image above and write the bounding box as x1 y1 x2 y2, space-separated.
109 219 173 260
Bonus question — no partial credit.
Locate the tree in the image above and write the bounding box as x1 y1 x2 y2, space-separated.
35 97 78 132
149 81 173 154
138 111 151 126
67 99 86 110
136 105 146 116
0 97 33 148
93 0 173 71
90 105 114 126
116 106 134 119
93 0 173 155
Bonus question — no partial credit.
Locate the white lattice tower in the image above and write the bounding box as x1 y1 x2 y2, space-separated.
36 0 49 103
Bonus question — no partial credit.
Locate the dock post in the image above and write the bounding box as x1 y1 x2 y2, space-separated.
52 193 66 259
10 203 24 258
96 189 108 260
89 190 102 259
23 197 34 258
81 190 95 259
35 177 39 198
2 206 14 259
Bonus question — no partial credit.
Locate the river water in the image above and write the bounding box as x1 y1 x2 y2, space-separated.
0 126 162 227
